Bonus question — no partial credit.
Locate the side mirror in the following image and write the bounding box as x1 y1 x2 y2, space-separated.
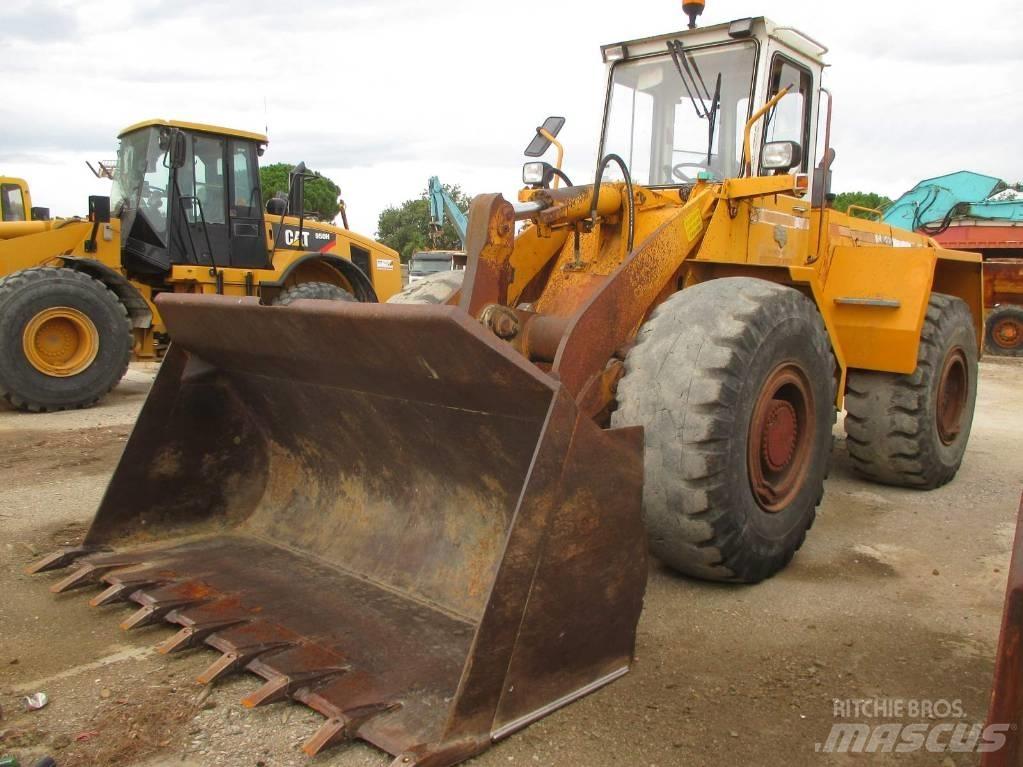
524 116 566 157
30 207 51 221
761 141 802 172
287 162 308 218
88 195 111 224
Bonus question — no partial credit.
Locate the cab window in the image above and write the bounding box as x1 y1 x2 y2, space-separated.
764 55 813 172
191 136 227 225
229 141 260 219
1 184 26 222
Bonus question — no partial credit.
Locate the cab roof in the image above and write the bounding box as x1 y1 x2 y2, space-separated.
602 17 828 65
118 119 268 144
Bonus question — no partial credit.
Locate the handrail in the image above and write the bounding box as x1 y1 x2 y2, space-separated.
846 204 884 221
538 128 565 189
742 85 791 177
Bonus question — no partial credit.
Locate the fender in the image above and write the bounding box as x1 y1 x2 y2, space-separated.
263 253 379 303
59 257 154 328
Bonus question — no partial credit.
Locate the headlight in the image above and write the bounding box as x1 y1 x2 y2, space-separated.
522 162 546 186
762 141 802 171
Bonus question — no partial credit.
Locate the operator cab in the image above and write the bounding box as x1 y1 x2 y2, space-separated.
598 17 827 192
1 178 30 222
111 120 271 277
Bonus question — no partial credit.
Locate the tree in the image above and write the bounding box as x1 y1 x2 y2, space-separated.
259 163 342 222
377 183 472 262
832 191 893 218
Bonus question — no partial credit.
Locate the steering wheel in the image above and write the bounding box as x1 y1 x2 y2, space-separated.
671 163 711 183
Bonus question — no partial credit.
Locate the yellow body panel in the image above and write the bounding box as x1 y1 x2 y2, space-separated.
509 175 982 408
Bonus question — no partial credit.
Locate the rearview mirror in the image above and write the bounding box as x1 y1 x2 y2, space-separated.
524 116 566 157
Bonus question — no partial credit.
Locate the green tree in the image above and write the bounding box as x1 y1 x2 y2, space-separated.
832 191 893 218
259 162 342 222
377 183 471 262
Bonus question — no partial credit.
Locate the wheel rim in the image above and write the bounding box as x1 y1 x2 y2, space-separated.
991 316 1022 351
22 307 99 377
936 348 968 445
748 363 816 512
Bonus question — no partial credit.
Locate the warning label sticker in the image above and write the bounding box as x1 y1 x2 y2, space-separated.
683 208 703 241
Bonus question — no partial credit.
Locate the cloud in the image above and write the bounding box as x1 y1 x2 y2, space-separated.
4 0 1022 234
0 4 78 43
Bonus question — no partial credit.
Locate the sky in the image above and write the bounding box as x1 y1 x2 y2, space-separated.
2 0 1021 236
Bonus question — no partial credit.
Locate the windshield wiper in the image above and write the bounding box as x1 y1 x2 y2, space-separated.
706 73 721 165
667 39 722 167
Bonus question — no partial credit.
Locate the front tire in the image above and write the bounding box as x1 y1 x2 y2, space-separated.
0 267 132 412
387 270 464 305
272 281 355 306
611 278 836 583
844 293 978 489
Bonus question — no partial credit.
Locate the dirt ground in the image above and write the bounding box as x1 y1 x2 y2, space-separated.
1 358 1021 767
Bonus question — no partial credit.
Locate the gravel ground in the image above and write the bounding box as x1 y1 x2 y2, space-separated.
1 358 1020 767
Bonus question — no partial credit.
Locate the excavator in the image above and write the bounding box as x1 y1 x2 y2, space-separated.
29 5 996 766
406 176 468 285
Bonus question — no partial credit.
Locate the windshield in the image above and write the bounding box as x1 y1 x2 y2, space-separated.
409 254 453 276
111 127 170 235
601 41 757 185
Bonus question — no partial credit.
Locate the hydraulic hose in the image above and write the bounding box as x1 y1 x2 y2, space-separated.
589 153 635 254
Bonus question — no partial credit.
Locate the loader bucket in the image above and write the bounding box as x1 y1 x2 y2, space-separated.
29 293 647 766
983 493 1023 767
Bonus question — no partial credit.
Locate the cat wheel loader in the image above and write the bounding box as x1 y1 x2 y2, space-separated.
29 10 984 767
0 120 401 412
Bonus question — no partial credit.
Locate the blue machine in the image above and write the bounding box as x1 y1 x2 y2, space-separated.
883 171 1023 234
428 176 468 249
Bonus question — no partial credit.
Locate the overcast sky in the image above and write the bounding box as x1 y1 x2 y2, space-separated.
2 0 1021 235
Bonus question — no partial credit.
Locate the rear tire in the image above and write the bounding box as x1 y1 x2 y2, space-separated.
387 270 464 305
611 278 836 583
273 281 355 306
985 304 1023 357
844 293 978 489
0 267 132 412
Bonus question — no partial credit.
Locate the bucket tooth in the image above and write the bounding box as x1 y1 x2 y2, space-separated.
26 546 111 574
120 594 208 631
242 667 347 708
196 642 293 686
302 702 400 756
157 616 249 655
50 560 139 593
89 577 164 607
242 645 348 708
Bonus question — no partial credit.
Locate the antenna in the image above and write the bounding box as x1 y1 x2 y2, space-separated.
263 96 269 138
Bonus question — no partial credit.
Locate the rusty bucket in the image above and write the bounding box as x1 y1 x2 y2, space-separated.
29 293 647 766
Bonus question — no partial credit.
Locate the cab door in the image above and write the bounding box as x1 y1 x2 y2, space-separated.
172 133 231 267
227 140 270 269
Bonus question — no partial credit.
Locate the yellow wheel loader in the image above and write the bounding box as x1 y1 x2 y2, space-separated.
30 11 984 767
0 121 401 412
1 176 49 222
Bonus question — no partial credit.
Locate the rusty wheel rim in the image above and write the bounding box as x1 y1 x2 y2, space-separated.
747 363 815 513
992 316 1022 351
936 348 968 445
